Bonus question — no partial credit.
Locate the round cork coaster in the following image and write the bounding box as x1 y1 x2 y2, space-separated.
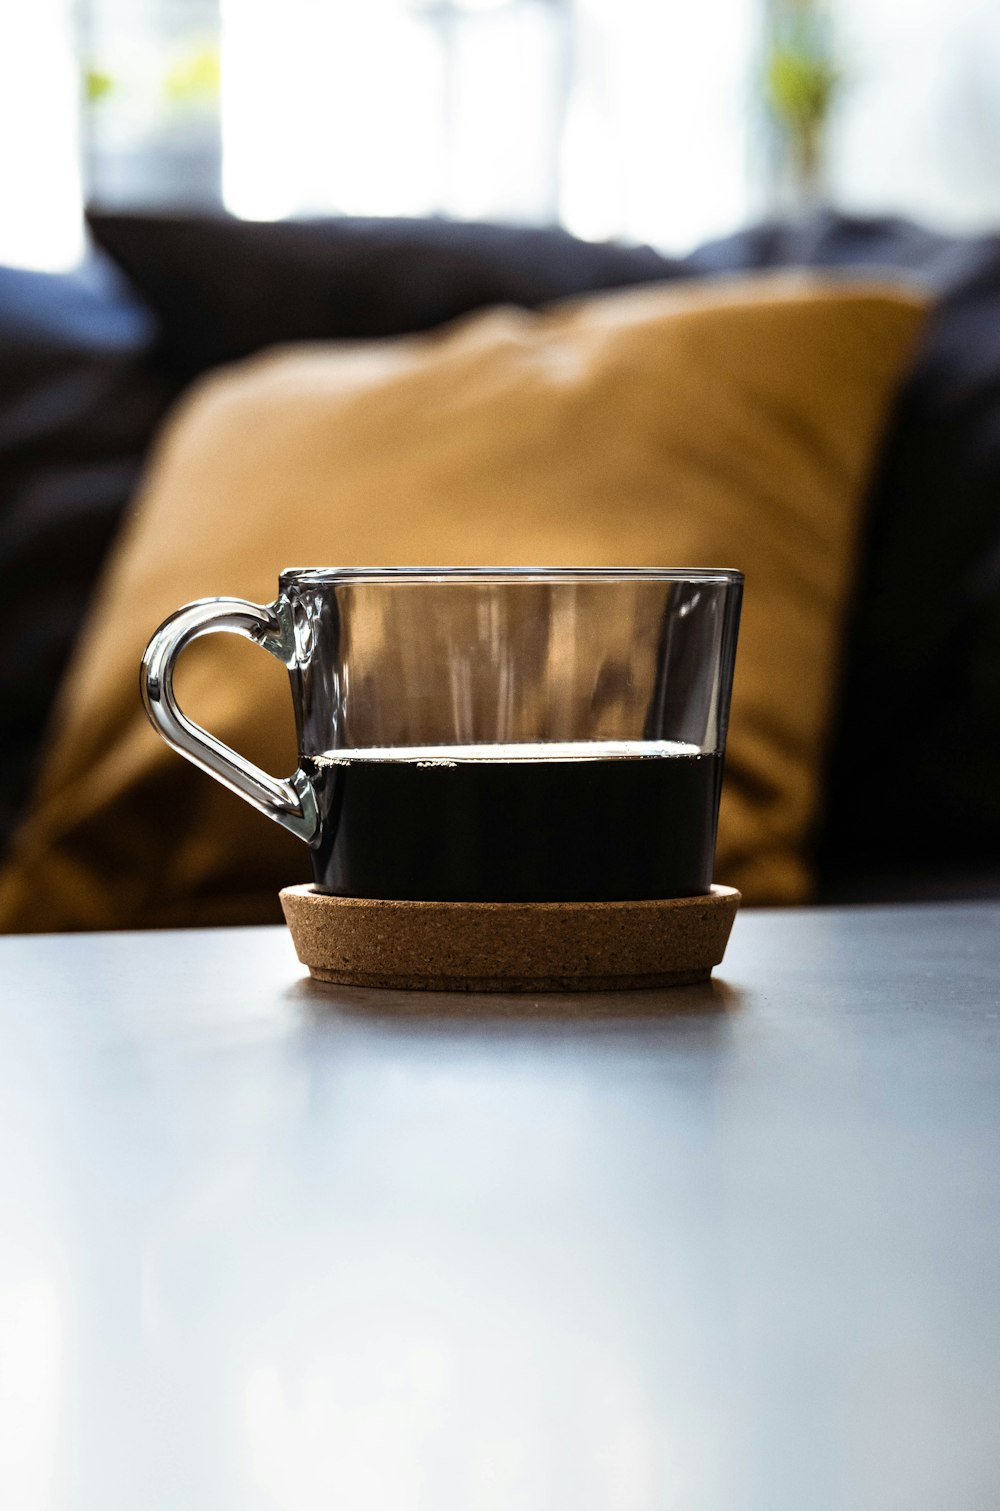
280 884 741 993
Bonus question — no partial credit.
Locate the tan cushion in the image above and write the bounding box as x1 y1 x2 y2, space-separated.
0 274 926 931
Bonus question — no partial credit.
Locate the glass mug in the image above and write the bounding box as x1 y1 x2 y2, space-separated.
141 567 742 904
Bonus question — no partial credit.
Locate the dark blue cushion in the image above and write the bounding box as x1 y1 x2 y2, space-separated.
693 211 1000 895
0 252 172 847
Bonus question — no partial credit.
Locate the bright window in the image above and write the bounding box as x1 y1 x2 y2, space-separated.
4 1 1000 272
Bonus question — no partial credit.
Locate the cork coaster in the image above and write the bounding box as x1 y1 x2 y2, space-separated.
280 885 741 993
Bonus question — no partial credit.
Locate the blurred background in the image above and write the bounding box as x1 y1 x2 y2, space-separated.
7 0 1000 271
4 0 1000 931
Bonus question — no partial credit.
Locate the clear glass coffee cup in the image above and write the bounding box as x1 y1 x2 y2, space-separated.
141 567 742 903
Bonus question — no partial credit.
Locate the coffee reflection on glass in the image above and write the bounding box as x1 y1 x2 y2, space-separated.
141 569 742 903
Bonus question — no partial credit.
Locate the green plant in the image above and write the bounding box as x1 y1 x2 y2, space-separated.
83 66 115 106
764 0 841 191
163 42 221 109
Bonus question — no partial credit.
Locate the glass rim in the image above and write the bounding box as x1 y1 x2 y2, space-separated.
280 566 744 587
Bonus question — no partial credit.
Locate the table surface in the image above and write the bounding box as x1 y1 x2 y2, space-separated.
2 903 1000 1511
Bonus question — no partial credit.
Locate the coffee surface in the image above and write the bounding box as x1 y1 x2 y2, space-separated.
305 741 722 903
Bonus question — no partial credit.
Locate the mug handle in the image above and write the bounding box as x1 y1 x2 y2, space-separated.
140 596 320 844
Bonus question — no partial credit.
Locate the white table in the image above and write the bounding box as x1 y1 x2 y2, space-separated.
2 902 1000 1510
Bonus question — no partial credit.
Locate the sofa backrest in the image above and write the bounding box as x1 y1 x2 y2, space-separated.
6 208 1000 898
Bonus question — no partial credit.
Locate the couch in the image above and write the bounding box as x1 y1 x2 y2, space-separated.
2 208 999 911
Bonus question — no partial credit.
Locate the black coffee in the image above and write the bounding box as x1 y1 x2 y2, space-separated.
304 741 722 903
